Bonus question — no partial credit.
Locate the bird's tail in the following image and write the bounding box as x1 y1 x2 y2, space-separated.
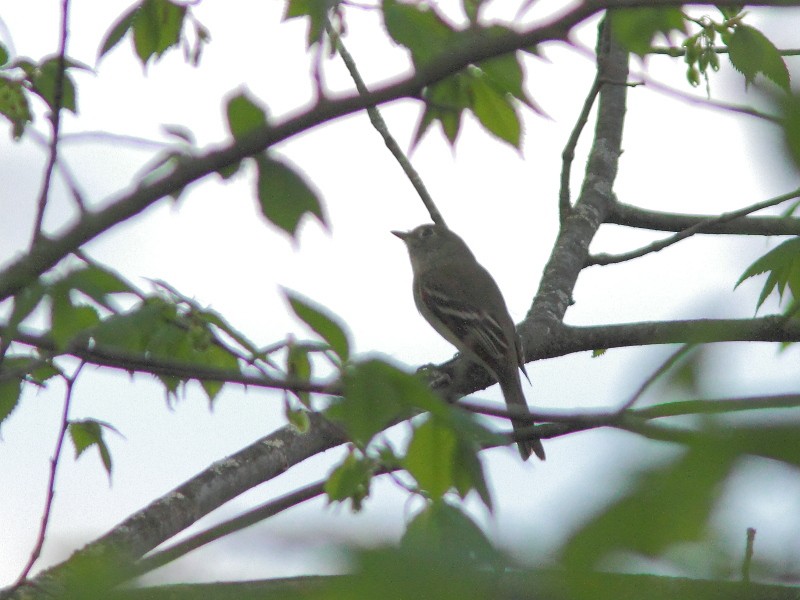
499 371 546 461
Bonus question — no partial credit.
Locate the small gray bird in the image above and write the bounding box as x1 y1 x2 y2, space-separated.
393 223 545 460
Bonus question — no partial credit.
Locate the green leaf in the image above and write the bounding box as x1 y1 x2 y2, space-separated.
132 0 187 66
61 265 133 311
98 3 139 59
255 153 327 237
284 0 341 48
563 442 736 570
717 5 744 21
0 357 35 427
285 402 311 432
412 74 469 147
735 237 800 311
478 52 534 109
30 58 78 114
610 7 686 57
782 93 800 171
50 289 102 348
402 502 500 568
285 290 349 362
324 451 374 511
469 72 521 148
69 419 120 478
0 42 9 67
383 0 456 68
0 76 32 139
726 24 790 91
287 342 313 406
452 441 492 511
404 416 458 500
462 0 485 24
9 283 46 329
0 377 22 428
89 297 241 402
328 359 440 446
225 89 268 140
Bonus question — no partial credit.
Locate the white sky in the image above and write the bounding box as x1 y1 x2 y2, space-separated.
2 0 800 587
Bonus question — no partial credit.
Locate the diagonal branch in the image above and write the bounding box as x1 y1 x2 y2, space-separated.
559 73 602 225
327 22 445 227
590 187 800 265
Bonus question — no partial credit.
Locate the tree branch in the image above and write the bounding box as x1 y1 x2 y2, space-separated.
590 187 800 266
12 365 82 588
3 326 340 395
608 201 800 236
2 0 793 302
0 3 596 303
521 19 629 347
559 73 601 226
327 22 445 227
10 412 346 598
30 0 70 246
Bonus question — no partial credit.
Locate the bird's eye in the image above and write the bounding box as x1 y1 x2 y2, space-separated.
419 226 435 239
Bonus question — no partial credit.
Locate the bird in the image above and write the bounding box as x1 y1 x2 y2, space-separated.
393 223 545 460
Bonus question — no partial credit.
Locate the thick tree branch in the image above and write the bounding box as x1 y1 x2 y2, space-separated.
521 20 629 348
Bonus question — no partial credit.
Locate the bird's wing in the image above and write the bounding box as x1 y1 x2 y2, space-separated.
415 264 514 373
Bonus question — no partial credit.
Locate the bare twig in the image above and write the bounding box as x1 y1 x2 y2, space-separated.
616 343 695 412
13 363 83 586
609 201 800 236
635 393 800 419
132 479 328 577
326 21 445 227
30 0 71 246
28 129 87 213
560 74 601 225
650 45 800 57
742 527 756 583
589 188 800 266
571 41 780 124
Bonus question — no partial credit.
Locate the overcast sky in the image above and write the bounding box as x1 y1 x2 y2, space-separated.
2 0 800 587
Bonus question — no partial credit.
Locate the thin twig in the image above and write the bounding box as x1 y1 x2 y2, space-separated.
650 45 800 57
30 0 71 246
460 392 800 425
742 527 756 583
13 363 83 586
589 187 800 266
571 41 780 123
560 73 601 225
617 344 695 412
131 479 327 577
326 21 446 227
28 129 87 213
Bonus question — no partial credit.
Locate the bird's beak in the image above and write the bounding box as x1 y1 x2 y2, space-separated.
391 230 409 241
